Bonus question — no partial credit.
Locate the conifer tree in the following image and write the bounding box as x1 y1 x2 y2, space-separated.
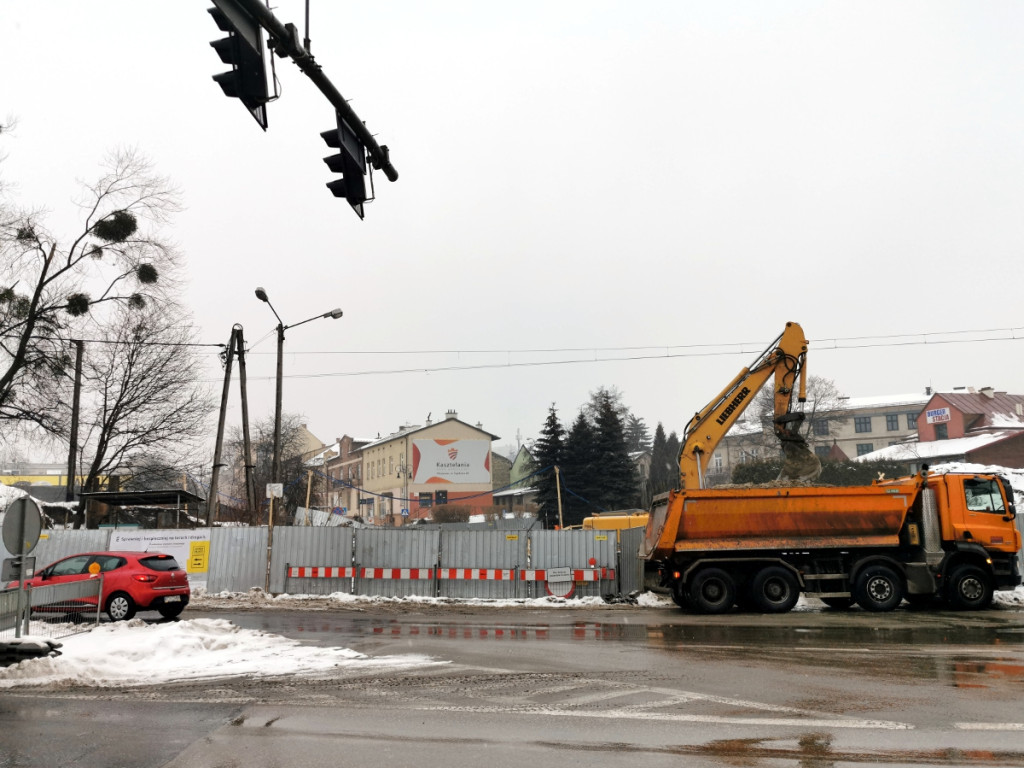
532 404 564 528
561 411 598 526
592 391 638 509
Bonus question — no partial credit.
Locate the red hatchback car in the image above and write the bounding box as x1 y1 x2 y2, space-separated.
7 551 191 621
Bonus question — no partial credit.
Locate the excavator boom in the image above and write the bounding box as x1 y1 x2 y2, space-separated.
679 321 821 489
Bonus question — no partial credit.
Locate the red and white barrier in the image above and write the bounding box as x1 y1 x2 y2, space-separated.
360 568 433 580
287 566 356 579
518 568 614 582
287 566 614 585
287 566 432 580
436 568 516 581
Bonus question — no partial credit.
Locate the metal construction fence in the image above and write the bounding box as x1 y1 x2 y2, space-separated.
3 525 646 601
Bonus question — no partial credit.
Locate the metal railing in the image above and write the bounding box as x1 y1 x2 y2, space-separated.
0 579 103 642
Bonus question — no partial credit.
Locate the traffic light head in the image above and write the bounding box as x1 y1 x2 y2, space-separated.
321 116 369 220
208 1 270 130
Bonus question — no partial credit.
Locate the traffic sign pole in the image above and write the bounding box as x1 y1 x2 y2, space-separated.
3 498 43 639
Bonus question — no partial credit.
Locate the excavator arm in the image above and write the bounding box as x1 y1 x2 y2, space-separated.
678 321 821 489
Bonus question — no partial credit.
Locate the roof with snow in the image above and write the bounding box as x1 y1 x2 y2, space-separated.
837 393 932 410
854 430 1022 463
359 418 499 450
927 390 1024 430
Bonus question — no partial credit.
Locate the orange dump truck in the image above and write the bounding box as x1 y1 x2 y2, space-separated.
641 469 1022 613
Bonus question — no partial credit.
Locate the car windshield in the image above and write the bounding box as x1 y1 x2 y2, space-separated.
139 555 181 571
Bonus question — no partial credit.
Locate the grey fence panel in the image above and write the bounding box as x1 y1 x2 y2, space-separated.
438 530 529 599
354 528 439 597
21 529 111 567
272 527 355 595
617 527 646 597
528 530 618 599
207 527 268 594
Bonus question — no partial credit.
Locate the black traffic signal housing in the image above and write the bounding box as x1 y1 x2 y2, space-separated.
208 0 270 130
321 114 369 219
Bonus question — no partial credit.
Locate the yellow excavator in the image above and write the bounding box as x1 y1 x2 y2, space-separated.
678 320 821 490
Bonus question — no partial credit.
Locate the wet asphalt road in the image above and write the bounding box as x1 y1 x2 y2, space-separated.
2 601 1024 767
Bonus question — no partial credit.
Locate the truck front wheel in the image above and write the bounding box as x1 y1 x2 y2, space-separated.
946 565 993 610
749 566 799 613
688 568 736 614
854 565 904 612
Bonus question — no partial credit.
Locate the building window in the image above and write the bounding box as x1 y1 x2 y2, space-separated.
712 452 723 472
389 456 394 476
813 419 829 436
885 414 900 431
854 416 872 433
856 443 874 456
906 413 917 430
935 423 948 440
814 446 831 459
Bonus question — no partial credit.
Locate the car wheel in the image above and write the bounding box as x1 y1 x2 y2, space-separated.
105 592 137 622
158 602 186 619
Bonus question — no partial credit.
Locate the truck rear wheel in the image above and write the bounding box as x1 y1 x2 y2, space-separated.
670 580 690 609
688 568 736 614
748 566 799 613
854 565 904 612
946 565 993 610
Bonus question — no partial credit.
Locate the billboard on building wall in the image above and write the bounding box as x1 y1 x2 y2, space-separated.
412 439 491 484
926 407 951 424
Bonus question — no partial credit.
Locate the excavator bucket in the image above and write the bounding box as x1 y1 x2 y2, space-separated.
778 438 822 483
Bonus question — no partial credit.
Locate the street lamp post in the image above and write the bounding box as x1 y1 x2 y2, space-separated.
255 287 343 589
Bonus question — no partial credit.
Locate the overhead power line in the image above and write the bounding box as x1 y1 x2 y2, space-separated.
215 327 1024 382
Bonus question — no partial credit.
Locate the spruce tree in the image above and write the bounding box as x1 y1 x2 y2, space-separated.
593 391 638 510
532 404 565 528
561 411 599 526
649 422 670 496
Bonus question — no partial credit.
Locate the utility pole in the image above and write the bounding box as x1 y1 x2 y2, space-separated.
555 465 564 530
235 327 257 521
208 327 239 525
65 339 84 505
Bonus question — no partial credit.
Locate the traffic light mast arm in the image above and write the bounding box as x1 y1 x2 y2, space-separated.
232 0 399 182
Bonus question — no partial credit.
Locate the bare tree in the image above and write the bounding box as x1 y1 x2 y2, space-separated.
0 148 181 437
225 413 310 526
749 375 847 454
72 302 213 526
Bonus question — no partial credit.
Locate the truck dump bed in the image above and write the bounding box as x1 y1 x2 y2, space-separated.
643 479 921 559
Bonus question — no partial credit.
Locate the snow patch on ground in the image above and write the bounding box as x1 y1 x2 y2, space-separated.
0 617 441 689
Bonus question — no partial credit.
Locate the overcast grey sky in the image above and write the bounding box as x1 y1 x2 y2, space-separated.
4 1 1023 454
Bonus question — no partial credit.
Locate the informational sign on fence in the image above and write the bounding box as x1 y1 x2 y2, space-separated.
108 529 210 590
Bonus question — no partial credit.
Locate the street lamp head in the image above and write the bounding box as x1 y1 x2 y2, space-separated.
325 308 344 320
255 287 269 303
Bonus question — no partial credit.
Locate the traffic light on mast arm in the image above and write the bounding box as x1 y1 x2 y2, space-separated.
208 0 270 130
321 114 369 220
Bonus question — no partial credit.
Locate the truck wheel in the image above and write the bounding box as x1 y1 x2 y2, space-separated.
946 565 993 610
854 565 904 612
670 580 690 609
688 568 736 614
749 566 799 613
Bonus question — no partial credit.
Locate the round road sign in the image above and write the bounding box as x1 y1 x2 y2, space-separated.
2 497 43 555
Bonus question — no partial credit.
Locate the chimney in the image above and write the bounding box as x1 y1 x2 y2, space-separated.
445 410 457 420
925 386 932 395
981 387 995 399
